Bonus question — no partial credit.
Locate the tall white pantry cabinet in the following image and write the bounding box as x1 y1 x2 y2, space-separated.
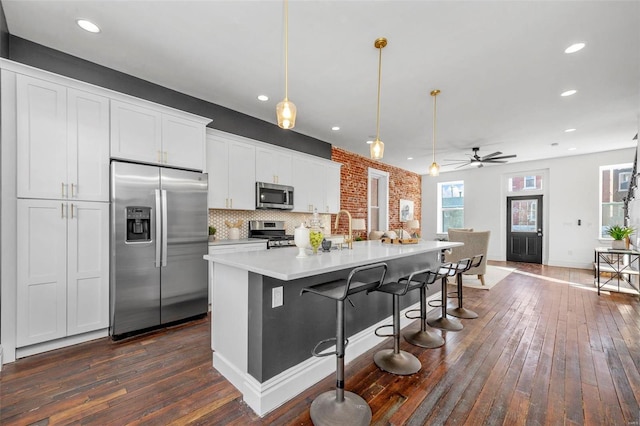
15 74 110 347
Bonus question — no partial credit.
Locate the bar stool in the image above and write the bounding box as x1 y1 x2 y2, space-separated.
403 265 453 349
370 268 433 375
300 262 388 426
427 259 470 332
447 254 483 319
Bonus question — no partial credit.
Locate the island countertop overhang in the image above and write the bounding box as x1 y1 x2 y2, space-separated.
203 240 462 281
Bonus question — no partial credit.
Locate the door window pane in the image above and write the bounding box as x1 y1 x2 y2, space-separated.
511 199 538 232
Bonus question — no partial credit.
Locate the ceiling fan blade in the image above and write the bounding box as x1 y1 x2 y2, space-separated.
485 154 517 160
454 162 472 169
481 159 508 163
480 151 502 160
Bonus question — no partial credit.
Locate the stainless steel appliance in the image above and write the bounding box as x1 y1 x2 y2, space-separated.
249 220 296 248
110 161 208 338
256 182 294 210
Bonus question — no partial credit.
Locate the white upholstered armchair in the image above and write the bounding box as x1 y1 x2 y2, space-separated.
445 229 491 285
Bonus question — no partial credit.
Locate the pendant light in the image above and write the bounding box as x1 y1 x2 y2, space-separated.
276 0 296 129
370 37 387 160
428 89 441 176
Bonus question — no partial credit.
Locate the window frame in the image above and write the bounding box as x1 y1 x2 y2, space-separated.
437 180 464 234
599 163 633 239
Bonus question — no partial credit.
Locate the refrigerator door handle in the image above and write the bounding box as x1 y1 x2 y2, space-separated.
155 189 162 267
161 189 168 267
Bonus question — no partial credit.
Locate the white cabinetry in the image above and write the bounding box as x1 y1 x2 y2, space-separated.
111 100 207 171
17 75 110 201
293 156 341 214
16 199 109 347
207 131 256 210
255 147 292 185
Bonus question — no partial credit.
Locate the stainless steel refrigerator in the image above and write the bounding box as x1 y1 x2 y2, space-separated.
110 161 208 338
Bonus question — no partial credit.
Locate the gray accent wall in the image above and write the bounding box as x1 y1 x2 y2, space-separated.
7 35 332 159
247 252 441 382
0 2 7 59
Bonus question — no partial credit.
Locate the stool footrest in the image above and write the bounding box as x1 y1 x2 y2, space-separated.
428 299 443 308
374 324 394 338
312 337 349 357
447 291 459 299
404 308 421 320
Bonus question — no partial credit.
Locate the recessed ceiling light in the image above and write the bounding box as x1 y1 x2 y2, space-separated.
407 157 413 160
257 95 269 101
565 43 585 54
565 128 576 133
568 147 577 151
331 126 340 131
561 89 577 97
366 140 373 144
551 142 559 147
76 19 100 33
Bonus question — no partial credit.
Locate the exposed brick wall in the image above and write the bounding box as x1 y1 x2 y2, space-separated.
331 147 422 238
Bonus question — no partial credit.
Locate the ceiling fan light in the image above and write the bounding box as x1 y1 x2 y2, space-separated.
370 139 384 160
429 162 440 176
276 98 297 129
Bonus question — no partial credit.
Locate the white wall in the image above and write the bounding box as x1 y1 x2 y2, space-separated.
422 148 635 269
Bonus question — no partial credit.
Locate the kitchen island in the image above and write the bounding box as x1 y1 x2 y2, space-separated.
204 239 461 416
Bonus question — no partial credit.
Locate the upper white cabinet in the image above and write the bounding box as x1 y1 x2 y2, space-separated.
17 75 110 201
207 130 256 210
293 156 341 214
110 100 208 171
255 147 292 185
16 199 109 347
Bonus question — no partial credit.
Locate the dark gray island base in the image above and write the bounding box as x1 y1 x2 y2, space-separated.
204 240 461 416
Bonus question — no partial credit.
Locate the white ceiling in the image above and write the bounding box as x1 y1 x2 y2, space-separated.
3 0 639 174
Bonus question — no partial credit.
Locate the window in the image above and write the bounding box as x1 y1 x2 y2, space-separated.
600 164 632 238
437 180 464 233
508 174 542 192
368 168 389 233
619 172 631 191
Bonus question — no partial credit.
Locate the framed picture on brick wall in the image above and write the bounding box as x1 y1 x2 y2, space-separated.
400 199 414 222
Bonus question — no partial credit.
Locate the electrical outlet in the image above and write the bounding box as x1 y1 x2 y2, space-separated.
272 286 283 308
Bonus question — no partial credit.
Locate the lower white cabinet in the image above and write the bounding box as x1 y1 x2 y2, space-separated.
17 199 109 347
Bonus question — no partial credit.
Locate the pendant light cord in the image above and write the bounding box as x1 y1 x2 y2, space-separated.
284 0 289 100
432 93 437 162
375 44 382 140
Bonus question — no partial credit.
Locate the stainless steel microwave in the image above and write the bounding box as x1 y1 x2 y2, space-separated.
256 182 294 210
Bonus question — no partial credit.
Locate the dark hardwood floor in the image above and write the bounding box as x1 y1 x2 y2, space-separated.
2 262 639 425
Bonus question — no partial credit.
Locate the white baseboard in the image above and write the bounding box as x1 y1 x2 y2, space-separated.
214 293 440 417
15 329 108 359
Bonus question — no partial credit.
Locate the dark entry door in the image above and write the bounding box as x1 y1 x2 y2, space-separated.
507 195 543 263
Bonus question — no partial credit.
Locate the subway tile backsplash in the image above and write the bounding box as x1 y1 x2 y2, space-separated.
208 209 332 240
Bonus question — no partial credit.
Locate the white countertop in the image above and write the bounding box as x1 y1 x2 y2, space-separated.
204 239 462 280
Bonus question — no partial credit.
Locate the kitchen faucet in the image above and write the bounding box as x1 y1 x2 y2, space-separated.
334 210 353 249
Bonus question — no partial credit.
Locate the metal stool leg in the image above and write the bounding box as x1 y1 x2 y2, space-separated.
427 276 463 331
404 286 445 348
310 299 371 426
374 294 421 375
447 272 478 319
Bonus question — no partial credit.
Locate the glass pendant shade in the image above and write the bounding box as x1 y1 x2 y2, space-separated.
429 161 440 176
370 139 384 160
276 98 297 129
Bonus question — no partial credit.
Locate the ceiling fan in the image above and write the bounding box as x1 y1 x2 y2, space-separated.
445 147 517 169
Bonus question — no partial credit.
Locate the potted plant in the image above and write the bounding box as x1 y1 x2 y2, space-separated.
208 226 216 242
606 225 634 249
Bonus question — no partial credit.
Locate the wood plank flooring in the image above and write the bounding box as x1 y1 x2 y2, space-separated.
1 262 639 425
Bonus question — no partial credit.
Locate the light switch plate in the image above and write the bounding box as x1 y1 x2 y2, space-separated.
272 286 283 308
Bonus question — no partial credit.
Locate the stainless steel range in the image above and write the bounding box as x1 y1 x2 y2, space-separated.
249 220 296 249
